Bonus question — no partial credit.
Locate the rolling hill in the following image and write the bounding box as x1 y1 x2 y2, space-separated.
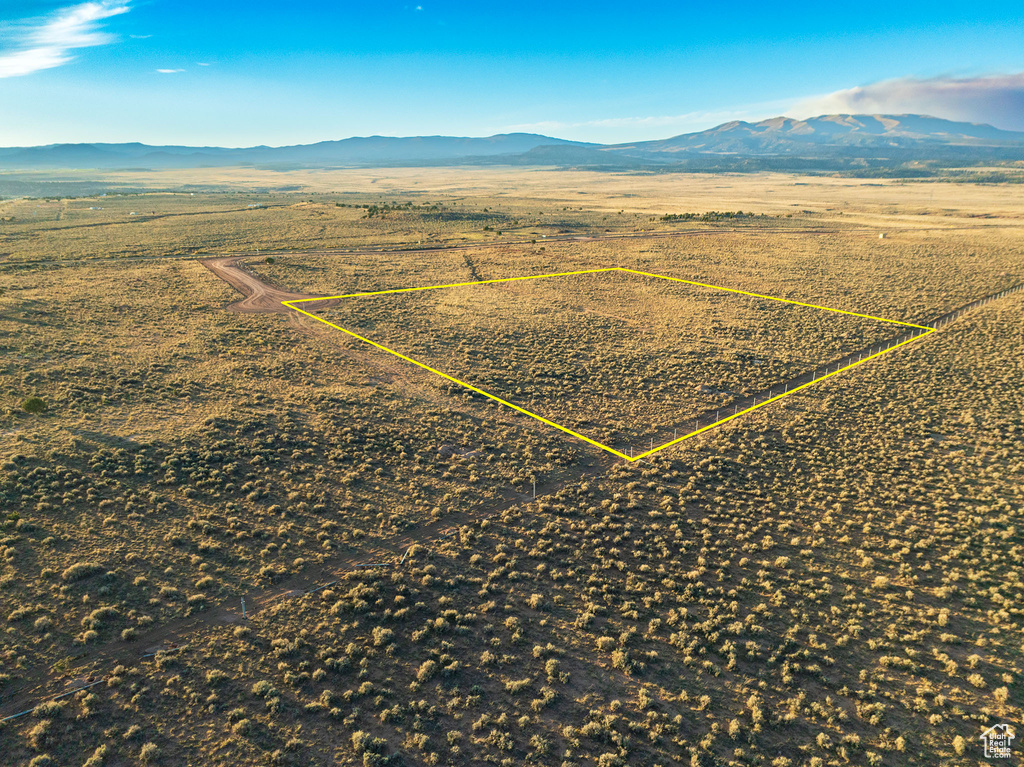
0 133 592 170
1 115 1023 172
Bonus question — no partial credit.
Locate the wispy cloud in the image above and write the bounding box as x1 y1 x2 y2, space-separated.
156 68 183 74
0 1 130 78
791 73 1024 131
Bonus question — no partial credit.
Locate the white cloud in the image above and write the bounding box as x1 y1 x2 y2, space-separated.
0 1 130 78
791 73 1024 131
156 68 184 74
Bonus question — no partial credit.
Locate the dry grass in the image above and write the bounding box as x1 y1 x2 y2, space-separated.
0 169 1022 766
305 269 898 451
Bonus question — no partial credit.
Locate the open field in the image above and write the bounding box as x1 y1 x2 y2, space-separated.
1 168 1023 766
291 268 919 458
3 166 1024 265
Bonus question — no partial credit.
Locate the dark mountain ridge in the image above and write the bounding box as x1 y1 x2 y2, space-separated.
0 133 592 170
2 115 1023 172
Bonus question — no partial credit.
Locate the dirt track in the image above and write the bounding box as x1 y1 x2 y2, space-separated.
201 256 325 313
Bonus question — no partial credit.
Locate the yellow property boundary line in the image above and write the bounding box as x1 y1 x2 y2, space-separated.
282 267 934 462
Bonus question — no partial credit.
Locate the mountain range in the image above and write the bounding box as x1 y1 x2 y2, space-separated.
3 114 1023 172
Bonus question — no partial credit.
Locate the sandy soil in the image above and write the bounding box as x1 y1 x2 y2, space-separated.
200 256 322 313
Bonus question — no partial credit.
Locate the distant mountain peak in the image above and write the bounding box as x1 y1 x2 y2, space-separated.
622 113 1024 156
1 114 1022 172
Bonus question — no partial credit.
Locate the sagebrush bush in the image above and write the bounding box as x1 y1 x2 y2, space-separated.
61 562 104 582
22 397 46 414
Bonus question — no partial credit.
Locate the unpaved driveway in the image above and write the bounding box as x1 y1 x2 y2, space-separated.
201 256 326 313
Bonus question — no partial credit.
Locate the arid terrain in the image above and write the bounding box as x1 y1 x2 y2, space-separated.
1 168 1022 766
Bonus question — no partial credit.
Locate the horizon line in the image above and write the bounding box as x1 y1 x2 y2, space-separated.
1 111 1014 151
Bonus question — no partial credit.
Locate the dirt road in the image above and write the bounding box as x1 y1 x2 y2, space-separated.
200 256 325 313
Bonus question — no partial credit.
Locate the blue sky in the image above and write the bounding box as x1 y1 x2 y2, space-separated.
1 0 1022 146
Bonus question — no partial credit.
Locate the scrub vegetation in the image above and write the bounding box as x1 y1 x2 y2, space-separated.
1 168 1022 765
